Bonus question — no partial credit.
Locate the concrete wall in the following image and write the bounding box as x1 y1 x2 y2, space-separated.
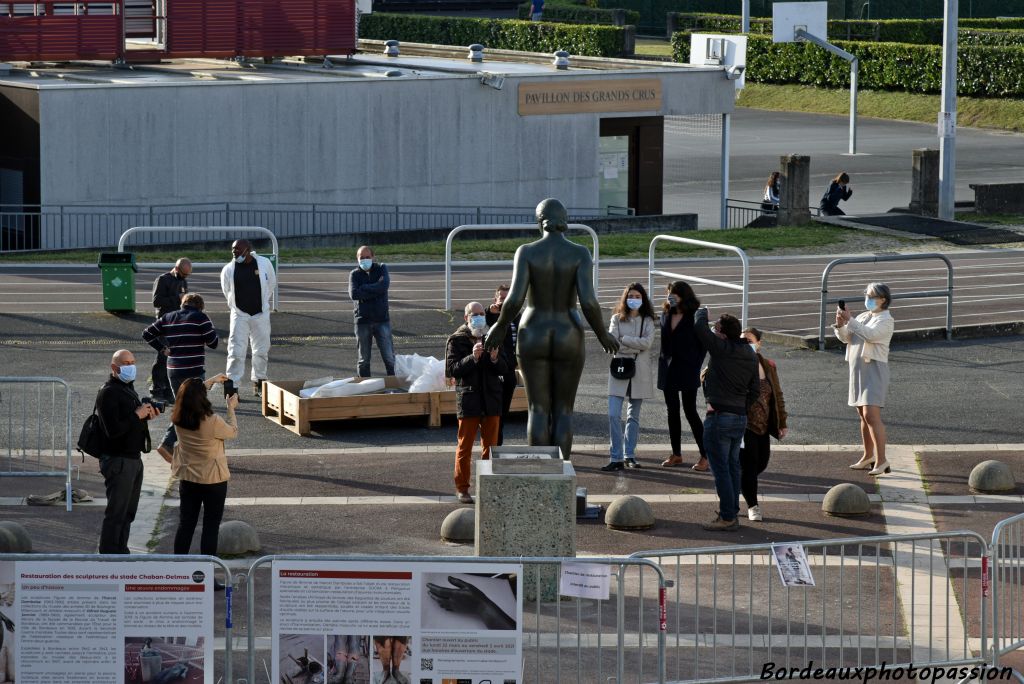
37 67 733 209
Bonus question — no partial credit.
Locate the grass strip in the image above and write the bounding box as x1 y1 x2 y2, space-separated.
0 225 852 264
737 83 1024 133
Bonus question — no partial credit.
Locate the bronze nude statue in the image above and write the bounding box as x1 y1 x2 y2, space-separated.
485 198 619 459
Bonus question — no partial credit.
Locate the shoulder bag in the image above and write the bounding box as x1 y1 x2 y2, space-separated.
609 318 645 380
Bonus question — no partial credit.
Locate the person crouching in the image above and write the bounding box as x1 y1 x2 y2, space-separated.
445 301 508 505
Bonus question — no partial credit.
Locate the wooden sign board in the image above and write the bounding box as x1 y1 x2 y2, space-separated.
518 78 662 116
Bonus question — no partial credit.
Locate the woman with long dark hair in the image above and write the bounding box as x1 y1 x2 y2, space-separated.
761 171 781 211
820 171 853 216
657 281 709 470
170 376 238 559
601 282 657 471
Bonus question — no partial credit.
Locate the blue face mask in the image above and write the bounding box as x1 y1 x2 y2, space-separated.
865 297 878 311
626 297 642 310
667 295 678 307
234 254 246 264
469 314 487 331
359 258 373 271
117 364 137 383
749 343 758 355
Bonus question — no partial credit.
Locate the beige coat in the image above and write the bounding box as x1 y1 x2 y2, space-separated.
172 413 237 484
834 309 894 363
607 313 656 399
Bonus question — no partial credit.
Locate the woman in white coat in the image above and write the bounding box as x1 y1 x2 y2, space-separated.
834 282 895 476
602 282 657 471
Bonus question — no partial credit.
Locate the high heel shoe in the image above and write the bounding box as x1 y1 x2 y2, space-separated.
868 462 891 476
849 459 874 470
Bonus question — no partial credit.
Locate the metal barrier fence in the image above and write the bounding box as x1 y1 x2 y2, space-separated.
243 555 667 684
118 226 280 310
0 203 603 253
724 199 821 229
818 253 954 350
991 512 1024 676
0 552 234 682
632 531 990 684
0 377 75 511
648 235 750 327
444 223 600 311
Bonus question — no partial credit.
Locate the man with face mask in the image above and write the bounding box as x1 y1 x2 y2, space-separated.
445 301 508 504
220 239 276 398
348 245 396 377
150 257 191 400
95 349 160 553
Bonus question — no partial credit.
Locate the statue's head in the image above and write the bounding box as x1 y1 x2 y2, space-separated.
535 198 568 234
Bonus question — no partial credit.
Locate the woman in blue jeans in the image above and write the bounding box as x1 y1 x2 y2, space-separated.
602 283 656 471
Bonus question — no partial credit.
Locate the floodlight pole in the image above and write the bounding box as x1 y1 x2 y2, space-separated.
795 29 858 154
742 0 750 32
938 0 958 219
721 112 731 229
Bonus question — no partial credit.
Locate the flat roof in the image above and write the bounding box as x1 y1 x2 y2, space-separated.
0 41 720 90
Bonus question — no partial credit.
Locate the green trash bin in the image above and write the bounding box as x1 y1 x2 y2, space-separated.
98 252 138 313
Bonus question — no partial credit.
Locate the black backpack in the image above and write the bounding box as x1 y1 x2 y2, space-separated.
76 396 106 459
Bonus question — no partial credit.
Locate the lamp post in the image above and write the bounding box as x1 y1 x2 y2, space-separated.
937 0 958 220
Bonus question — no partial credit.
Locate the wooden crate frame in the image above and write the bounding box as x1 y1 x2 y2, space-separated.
261 378 527 436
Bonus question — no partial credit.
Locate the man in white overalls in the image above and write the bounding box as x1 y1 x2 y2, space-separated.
220 239 276 398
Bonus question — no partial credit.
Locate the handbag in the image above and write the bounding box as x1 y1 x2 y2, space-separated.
77 396 106 459
609 318 645 381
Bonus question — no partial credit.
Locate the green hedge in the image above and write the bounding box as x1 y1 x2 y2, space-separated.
608 0 1024 36
360 13 628 57
516 1 640 25
669 12 1024 44
671 31 1024 96
960 28 1024 46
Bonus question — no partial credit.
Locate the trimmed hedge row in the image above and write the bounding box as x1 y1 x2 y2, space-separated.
671 31 1024 97
960 28 1024 46
360 13 628 57
669 12 1024 44
606 0 1024 36
516 1 641 26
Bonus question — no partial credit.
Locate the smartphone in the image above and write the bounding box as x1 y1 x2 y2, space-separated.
223 379 238 399
838 300 846 311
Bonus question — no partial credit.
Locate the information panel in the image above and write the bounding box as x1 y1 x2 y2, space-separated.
272 560 523 684
0 560 216 683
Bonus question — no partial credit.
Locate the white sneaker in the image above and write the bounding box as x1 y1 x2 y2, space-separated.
747 505 763 522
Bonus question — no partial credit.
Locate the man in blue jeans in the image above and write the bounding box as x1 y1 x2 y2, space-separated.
693 308 760 531
348 245 396 377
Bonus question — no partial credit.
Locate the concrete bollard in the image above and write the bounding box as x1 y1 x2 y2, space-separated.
778 154 812 226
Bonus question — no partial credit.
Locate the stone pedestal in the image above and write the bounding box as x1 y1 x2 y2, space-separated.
910 148 939 216
778 154 811 226
476 449 576 601
139 651 163 682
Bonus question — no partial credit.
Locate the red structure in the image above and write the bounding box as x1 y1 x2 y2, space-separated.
0 0 355 63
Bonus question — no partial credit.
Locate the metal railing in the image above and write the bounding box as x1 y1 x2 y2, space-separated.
0 552 234 682
118 225 279 311
991 512 1024 676
724 199 821 229
243 554 667 684
631 530 990 684
648 235 750 327
444 223 600 311
818 253 954 350
0 202 604 253
0 377 75 511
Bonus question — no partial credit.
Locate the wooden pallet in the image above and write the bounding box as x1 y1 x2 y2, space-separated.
262 378 527 436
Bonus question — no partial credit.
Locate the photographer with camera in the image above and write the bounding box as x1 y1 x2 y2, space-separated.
96 349 161 554
169 376 237 570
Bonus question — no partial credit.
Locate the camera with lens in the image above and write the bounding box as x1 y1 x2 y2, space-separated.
141 397 165 413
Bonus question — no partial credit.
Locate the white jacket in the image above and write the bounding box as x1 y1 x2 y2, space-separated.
608 313 656 399
220 253 276 315
834 309 894 363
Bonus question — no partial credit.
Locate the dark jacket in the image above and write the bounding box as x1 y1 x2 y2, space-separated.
348 263 391 324
96 376 150 458
445 324 508 418
485 306 519 370
142 305 219 374
820 181 852 213
693 308 759 416
657 309 706 392
152 271 188 317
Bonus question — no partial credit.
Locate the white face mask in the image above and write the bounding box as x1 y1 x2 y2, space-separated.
749 343 758 355
468 314 487 333
234 254 246 264
626 297 642 310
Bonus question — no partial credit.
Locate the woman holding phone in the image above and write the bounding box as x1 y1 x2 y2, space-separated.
833 283 894 476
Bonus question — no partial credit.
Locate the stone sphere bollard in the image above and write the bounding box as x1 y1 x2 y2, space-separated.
217 520 260 556
441 508 475 543
969 460 1016 493
0 521 32 552
822 483 871 517
605 495 655 530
